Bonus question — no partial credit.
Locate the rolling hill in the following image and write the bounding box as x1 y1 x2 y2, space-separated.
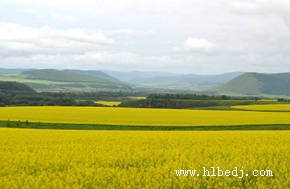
0 69 131 92
219 72 290 96
0 81 35 93
65 70 119 82
22 69 118 83
104 71 242 90
1 68 290 97
0 68 28 74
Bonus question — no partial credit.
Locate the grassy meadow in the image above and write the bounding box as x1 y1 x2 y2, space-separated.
0 128 289 189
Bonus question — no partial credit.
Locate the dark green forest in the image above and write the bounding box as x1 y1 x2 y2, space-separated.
0 81 288 108
0 81 137 106
120 94 286 109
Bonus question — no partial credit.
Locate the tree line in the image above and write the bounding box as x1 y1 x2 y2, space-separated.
0 90 139 106
120 93 272 109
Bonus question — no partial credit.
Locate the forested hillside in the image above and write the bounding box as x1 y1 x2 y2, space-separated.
219 72 290 96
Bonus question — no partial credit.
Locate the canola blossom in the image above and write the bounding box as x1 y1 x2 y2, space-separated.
94 101 122 106
0 128 288 188
0 106 289 126
233 104 290 112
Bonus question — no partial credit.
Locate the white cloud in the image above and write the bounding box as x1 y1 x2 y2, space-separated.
177 37 217 54
73 51 138 65
0 23 114 56
107 29 155 37
51 13 79 25
8 0 200 13
228 0 290 28
0 0 290 74
229 1 262 13
0 51 166 71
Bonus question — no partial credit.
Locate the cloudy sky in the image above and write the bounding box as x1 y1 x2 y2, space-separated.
0 0 290 74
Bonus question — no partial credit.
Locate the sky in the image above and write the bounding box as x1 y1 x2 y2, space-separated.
0 0 290 74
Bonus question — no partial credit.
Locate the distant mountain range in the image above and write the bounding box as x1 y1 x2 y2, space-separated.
219 72 290 97
103 70 242 90
0 68 28 74
0 68 290 97
0 69 130 92
0 81 35 93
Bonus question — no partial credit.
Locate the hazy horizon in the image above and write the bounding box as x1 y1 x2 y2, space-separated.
3 67 290 76
1 0 290 74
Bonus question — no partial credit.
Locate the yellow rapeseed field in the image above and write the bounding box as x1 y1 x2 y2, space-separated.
94 101 122 106
0 128 288 188
0 106 289 126
233 104 290 112
257 99 278 102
